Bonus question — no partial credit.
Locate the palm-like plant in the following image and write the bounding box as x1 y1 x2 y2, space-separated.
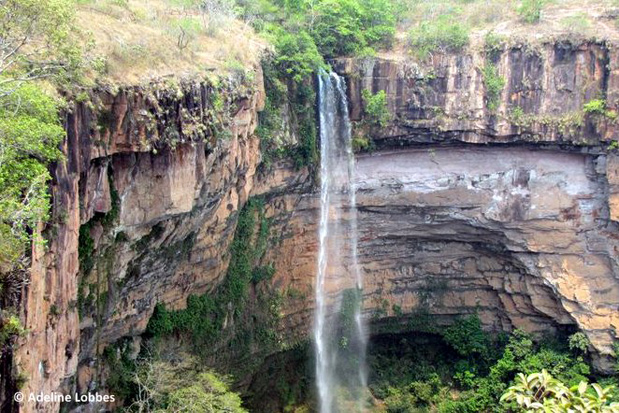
500 370 619 412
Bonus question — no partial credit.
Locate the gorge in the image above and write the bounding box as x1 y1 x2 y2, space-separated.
4 1 619 412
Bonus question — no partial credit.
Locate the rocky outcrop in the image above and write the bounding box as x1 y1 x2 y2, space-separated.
262 146 619 372
11 40 619 412
12 69 269 412
334 41 619 146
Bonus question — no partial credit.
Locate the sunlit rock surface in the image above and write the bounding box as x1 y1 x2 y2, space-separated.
13 41 619 412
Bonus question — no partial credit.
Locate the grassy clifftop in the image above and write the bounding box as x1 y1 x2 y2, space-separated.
75 0 267 85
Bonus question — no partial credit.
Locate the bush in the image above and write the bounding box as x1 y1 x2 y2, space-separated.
409 16 469 59
568 332 590 354
362 89 391 127
311 0 366 57
272 28 325 83
583 99 617 121
129 354 247 412
442 315 489 359
501 370 619 411
0 312 24 346
167 372 247 412
0 82 64 271
369 326 601 413
484 31 506 61
310 0 395 57
352 136 373 152
583 99 607 115
517 0 545 24
358 0 396 49
482 62 505 112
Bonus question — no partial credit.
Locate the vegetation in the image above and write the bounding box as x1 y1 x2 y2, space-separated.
584 99 609 116
0 84 65 271
362 89 391 128
272 29 325 83
309 0 396 57
517 0 545 24
239 0 396 59
166 372 247 413
0 311 25 347
409 15 469 59
501 370 619 412
257 56 318 170
146 198 281 360
126 353 247 412
482 62 506 112
583 99 617 120
367 315 618 413
0 0 84 275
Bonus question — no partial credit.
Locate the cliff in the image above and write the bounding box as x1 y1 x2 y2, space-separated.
10 39 619 411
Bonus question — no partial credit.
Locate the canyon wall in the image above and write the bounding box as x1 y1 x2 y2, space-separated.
10 40 619 411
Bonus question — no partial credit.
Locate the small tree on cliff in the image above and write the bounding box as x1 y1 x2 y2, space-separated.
0 0 78 274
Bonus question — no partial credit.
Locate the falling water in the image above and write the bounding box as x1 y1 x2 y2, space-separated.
314 71 367 413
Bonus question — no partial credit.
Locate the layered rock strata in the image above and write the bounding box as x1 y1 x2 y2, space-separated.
11 40 619 412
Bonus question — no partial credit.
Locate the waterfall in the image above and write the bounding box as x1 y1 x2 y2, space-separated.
314 71 367 413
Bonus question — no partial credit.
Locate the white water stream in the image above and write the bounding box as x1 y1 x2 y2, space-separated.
314 71 367 413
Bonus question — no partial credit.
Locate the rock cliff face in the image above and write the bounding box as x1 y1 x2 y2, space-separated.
11 40 619 412
12 71 272 412
326 41 619 369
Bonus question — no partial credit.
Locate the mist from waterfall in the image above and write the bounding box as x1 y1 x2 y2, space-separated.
314 71 368 413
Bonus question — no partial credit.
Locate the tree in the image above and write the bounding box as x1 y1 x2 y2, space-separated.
0 0 76 273
0 82 64 272
311 0 365 57
166 373 247 413
0 0 77 91
127 353 247 412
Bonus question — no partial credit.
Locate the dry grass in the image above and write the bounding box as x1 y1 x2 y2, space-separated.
76 0 268 85
384 0 619 60
76 0 619 83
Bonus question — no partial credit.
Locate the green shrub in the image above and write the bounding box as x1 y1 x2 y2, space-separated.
369 325 601 413
362 89 391 127
409 16 469 59
442 315 489 359
517 0 545 24
583 99 617 121
310 0 395 57
129 354 247 411
384 386 419 413
358 0 396 49
167 372 247 412
145 198 279 353
501 370 619 412
584 99 607 115
272 28 325 83
482 62 505 112
484 31 506 61
0 312 24 346
352 135 373 152
0 82 64 270
568 332 590 354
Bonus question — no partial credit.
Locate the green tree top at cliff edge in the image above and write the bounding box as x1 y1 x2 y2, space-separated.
0 0 79 273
